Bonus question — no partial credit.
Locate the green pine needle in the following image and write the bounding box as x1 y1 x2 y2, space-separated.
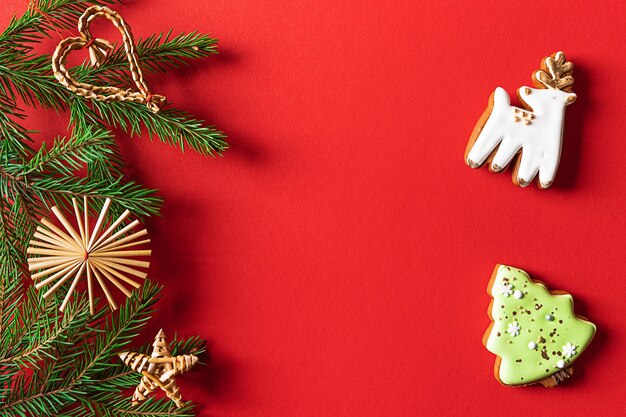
0 2 217 415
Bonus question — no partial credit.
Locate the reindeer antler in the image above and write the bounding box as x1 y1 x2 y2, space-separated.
533 51 574 91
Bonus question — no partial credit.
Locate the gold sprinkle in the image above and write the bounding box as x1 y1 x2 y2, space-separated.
524 120 531 125
514 116 520 122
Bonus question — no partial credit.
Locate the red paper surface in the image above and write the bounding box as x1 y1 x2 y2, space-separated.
1 1 624 415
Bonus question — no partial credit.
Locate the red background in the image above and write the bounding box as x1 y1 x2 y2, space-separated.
1 1 625 415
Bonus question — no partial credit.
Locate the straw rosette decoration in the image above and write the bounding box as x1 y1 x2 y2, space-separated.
27 196 150 314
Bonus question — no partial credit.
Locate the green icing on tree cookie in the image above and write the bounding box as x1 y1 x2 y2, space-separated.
484 265 596 386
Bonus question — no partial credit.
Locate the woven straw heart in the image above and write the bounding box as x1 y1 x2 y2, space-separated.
52 5 165 113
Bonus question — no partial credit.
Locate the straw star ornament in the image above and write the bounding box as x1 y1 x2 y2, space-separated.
119 329 199 408
27 197 151 314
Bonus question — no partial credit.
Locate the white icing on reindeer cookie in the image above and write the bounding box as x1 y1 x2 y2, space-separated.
464 52 576 189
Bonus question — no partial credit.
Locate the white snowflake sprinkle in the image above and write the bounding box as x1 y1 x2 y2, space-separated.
562 342 577 358
507 321 521 337
497 282 514 297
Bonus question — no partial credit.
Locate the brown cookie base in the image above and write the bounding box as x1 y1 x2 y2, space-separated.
538 367 574 388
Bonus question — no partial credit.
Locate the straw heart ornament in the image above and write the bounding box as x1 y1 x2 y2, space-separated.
27 197 151 314
52 5 165 113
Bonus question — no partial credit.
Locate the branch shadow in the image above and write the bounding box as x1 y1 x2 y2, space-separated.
129 46 260 408
194 344 243 409
150 46 270 166
143 196 215 317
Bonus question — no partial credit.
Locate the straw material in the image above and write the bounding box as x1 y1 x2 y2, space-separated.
52 5 165 112
119 329 199 408
27 196 151 314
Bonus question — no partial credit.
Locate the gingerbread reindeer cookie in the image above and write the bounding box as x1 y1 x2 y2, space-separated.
464 52 576 189
484 265 595 387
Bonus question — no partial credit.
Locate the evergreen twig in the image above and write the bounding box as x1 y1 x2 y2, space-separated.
0 2 217 415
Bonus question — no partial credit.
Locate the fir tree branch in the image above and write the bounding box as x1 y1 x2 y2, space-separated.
87 100 228 156
1 2 228 157
0 291 100 416
69 281 162 385
0 199 29 279
78 30 219 78
0 283 162 415
0 127 162 220
0 97 34 158
1 50 227 157
0 52 65 109
138 30 219 72
23 127 116 175
69 87 228 157
86 140 124 182
0 0 123 52
75 394 197 417
30 175 162 218
0 291 91 368
0 268 22 341
0 4 215 415
1 372 78 416
66 102 126 182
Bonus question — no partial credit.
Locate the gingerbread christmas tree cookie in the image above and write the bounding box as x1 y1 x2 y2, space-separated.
484 265 595 387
